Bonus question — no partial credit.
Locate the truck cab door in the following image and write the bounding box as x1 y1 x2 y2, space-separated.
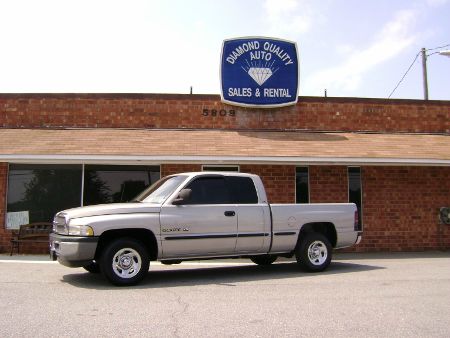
235 204 271 253
159 176 238 258
228 176 271 253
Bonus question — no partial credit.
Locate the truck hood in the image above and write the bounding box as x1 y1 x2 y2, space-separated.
60 203 161 219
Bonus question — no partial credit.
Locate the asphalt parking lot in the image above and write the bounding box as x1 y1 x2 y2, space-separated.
0 252 449 337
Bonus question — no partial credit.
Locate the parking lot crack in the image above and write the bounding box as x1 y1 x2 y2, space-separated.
165 289 190 338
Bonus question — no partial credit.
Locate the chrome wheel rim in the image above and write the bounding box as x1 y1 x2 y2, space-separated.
112 248 141 279
307 241 328 266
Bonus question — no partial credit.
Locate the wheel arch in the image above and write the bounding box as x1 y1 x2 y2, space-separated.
298 222 337 248
95 228 158 261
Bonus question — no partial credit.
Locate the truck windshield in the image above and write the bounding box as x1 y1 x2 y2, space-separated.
133 175 188 204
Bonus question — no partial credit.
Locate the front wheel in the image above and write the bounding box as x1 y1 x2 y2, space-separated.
295 232 332 272
100 238 150 286
83 261 100 273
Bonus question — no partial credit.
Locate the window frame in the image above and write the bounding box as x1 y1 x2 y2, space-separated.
295 166 310 204
347 166 363 226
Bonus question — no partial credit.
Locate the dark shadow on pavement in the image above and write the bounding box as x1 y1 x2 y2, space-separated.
61 260 384 290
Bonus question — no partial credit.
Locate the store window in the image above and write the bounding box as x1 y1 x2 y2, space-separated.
296 167 309 204
6 164 82 229
6 164 161 229
83 165 160 206
348 167 363 225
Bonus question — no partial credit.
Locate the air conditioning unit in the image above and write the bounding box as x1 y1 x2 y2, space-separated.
440 207 450 225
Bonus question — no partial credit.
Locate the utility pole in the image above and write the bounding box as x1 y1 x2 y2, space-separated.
421 47 429 100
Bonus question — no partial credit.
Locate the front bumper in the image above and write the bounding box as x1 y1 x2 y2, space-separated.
49 233 99 267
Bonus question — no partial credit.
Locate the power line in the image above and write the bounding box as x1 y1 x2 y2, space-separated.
426 43 450 52
388 51 420 99
388 44 450 99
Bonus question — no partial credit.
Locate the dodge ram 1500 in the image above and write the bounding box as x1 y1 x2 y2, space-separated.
50 172 362 285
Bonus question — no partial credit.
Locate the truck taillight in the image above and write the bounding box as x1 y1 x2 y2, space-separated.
354 210 360 231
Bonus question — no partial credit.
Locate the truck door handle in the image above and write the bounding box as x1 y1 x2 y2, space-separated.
224 211 236 217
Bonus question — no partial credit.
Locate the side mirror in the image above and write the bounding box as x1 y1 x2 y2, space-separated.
172 189 192 205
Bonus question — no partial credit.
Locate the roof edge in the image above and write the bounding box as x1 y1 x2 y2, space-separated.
1 154 449 167
0 93 448 105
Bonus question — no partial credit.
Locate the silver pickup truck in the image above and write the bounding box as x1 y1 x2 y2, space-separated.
50 172 362 285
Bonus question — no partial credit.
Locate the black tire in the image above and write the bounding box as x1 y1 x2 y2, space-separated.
83 261 100 273
99 238 150 286
250 254 278 265
295 232 332 272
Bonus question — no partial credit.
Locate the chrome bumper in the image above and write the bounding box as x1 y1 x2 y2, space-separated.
49 233 99 267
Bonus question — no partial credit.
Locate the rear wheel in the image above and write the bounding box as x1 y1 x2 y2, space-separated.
295 232 332 272
100 238 150 286
250 254 277 265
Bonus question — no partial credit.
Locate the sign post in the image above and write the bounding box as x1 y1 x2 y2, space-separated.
220 37 299 108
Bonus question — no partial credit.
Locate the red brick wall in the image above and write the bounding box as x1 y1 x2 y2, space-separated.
1 94 449 133
1 93 449 253
161 164 202 177
309 166 348 203
355 166 450 252
159 165 450 252
241 165 295 203
1 162 449 253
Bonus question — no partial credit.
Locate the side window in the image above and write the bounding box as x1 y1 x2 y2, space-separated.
226 177 258 204
296 167 309 204
348 167 363 226
185 177 230 204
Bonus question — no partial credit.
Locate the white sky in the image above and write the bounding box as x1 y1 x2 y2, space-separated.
0 0 449 100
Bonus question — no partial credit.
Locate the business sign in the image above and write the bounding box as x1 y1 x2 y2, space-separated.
220 37 299 108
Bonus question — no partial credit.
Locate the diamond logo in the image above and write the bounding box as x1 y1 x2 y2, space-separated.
248 67 273 86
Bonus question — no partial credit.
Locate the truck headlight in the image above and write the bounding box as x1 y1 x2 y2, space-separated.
53 212 69 234
67 224 94 236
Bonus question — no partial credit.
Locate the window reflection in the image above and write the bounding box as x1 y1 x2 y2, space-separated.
6 164 161 228
83 165 160 205
7 164 82 226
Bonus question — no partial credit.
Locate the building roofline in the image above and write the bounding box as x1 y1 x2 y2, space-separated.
0 127 449 166
2 154 450 167
0 93 449 105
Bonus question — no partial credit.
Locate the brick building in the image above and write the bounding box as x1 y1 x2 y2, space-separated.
0 93 449 253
